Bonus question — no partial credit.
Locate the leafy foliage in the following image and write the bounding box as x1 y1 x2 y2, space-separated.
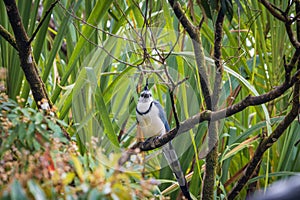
0 94 156 199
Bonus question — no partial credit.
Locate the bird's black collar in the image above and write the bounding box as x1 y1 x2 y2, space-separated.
136 101 154 115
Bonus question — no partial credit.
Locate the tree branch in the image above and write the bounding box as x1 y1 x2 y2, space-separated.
168 0 212 109
227 4 300 193
28 0 59 44
0 24 18 50
169 89 180 128
202 8 225 200
144 63 297 146
118 69 300 166
259 0 286 22
285 22 300 48
3 0 51 108
227 78 300 200
259 0 300 48
2 0 70 141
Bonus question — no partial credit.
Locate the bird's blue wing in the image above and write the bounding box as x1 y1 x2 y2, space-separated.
162 143 192 200
153 101 192 199
153 101 170 132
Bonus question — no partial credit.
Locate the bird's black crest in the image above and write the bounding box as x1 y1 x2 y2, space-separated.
144 78 149 91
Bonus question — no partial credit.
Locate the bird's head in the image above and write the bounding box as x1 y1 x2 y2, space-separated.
138 82 153 103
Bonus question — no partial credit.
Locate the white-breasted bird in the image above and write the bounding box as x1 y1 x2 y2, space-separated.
136 82 192 200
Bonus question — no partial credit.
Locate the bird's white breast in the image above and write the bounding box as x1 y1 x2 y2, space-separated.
136 101 165 138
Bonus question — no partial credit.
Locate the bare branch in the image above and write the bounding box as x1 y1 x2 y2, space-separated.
227 3 300 192
169 89 180 128
259 0 300 48
168 0 198 39
57 1 138 44
174 76 189 88
285 22 300 48
3 0 51 109
28 0 59 44
168 0 212 110
212 9 225 108
259 0 286 21
202 8 225 200
291 11 300 23
227 79 300 200
70 19 139 68
284 0 295 15
3 0 70 141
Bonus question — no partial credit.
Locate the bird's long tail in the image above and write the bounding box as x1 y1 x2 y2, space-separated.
162 142 192 200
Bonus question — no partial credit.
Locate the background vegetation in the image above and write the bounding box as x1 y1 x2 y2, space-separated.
1 0 300 199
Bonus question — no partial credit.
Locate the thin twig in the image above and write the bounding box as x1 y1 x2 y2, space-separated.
291 11 300 23
198 16 205 29
284 0 294 15
163 29 182 60
70 20 138 68
57 1 138 44
169 89 180 128
168 0 212 110
259 0 286 21
163 64 175 88
114 1 143 44
28 0 59 44
0 25 18 51
174 76 189 88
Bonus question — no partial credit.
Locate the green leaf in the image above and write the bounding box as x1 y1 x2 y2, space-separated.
233 117 283 144
32 139 41 151
62 172 76 185
47 119 62 134
42 3 74 83
27 180 47 200
200 0 212 20
224 65 272 135
34 112 44 124
249 171 300 183
71 156 84 181
17 123 26 139
88 188 104 200
95 83 119 147
11 180 28 200
51 0 114 103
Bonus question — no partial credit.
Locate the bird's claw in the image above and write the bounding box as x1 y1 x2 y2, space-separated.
142 136 159 149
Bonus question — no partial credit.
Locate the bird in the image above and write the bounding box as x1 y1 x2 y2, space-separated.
249 175 300 200
136 81 192 200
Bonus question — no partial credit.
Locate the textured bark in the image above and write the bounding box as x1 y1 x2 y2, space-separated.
202 8 225 200
2 0 70 140
168 0 212 109
0 24 18 50
3 0 51 108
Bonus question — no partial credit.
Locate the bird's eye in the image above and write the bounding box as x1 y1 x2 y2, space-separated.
141 93 145 97
149 94 152 97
